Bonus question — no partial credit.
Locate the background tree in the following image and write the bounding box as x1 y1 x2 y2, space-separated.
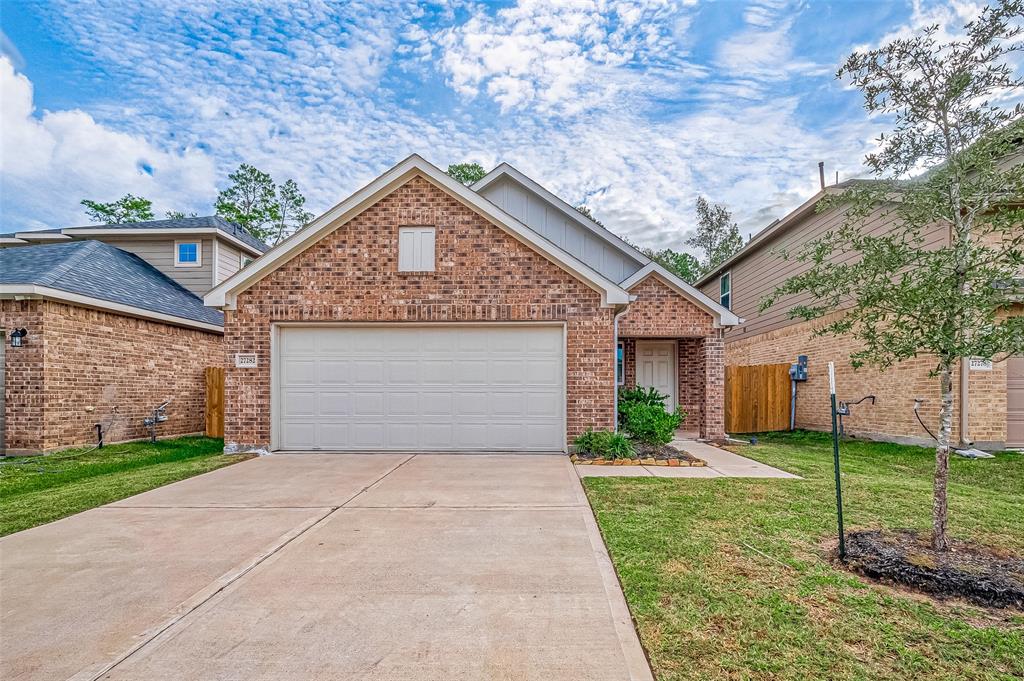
687 196 743 271
81 194 154 223
574 204 604 226
215 164 279 242
271 179 314 245
215 164 313 244
165 210 198 220
762 0 1024 551
446 162 486 185
642 247 703 283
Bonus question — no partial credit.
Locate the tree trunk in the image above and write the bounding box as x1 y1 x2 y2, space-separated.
933 366 954 552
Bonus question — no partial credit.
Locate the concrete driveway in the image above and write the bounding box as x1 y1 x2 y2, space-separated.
1 454 652 681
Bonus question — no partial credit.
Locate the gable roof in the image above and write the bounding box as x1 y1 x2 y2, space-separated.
0 240 224 331
472 162 651 266
621 262 742 327
205 154 632 309
473 162 740 326
2 216 269 255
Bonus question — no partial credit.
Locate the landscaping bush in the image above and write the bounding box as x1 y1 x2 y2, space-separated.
573 429 636 459
618 386 668 410
619 403 683 446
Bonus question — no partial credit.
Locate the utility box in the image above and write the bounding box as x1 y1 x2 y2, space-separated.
790 355 809 382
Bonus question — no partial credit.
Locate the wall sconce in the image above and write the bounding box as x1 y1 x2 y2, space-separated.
9 328 28 347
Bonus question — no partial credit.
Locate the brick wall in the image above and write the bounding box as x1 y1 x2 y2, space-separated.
724 312 1015 447
225 175 616 450
2 299 222 453
1 300 46 452
618 275 716 337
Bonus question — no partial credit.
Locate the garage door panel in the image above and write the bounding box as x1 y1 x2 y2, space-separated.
318 392 352 416
282 391 316 416
282 359 317 385
277 326 565 451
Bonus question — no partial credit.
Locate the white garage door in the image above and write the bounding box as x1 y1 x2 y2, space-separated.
1009 356 1023 449
276 325 565 451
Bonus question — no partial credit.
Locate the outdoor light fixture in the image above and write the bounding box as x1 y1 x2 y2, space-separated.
9 328 28 347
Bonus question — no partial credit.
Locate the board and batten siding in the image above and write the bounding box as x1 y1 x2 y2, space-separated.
699 202 950 342
100 237 214 298
477 175 643 283
216 241 242 284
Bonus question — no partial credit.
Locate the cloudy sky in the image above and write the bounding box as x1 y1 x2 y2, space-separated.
0 0 1004 251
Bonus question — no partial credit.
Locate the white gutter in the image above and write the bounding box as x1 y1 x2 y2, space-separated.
612 303 632 432
65 227 264 256
0 285 223 333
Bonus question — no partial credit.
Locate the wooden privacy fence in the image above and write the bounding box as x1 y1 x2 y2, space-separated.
725 363 792 434
205 367 225 438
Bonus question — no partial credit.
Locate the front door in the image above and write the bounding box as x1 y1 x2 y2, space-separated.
636 340 677 410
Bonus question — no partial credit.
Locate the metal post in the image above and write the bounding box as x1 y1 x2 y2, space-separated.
828 362 846 560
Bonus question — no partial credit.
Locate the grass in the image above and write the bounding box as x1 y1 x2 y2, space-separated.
584 430 1024 681
0 437 250 536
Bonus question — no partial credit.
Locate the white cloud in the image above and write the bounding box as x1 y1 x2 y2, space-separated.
0 58 216 229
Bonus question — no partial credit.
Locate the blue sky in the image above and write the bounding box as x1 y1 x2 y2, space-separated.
0 0 1007 251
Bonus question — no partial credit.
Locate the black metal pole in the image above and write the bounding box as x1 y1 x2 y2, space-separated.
829 373 846 560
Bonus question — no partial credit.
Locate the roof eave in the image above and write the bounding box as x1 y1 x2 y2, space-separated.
64 227 265 256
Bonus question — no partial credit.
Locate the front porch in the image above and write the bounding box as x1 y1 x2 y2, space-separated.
618 335 725 441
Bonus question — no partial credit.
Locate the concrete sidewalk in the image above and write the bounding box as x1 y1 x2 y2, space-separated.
1 454 653 681
577 440 800 479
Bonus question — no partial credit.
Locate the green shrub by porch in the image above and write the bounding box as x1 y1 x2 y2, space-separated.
573 430 636 459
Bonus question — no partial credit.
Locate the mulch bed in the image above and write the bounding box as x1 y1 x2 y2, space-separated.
843 530 1024 609
572 442 705 467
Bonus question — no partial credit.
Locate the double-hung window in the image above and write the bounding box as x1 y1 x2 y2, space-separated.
719 272 732 310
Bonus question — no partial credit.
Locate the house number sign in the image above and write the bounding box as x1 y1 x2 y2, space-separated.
235 353 258 368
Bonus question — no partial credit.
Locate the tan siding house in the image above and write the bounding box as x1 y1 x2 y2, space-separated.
697 183 1022 450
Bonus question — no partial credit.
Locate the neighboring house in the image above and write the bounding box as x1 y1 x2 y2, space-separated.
0 218 268 455
696 181 1024 450
204 155 739 453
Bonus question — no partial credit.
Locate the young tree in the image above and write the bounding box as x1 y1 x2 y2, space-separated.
81 194 154 223
763 1 1024 551
215 164 279 242
446 162 486 186
271 179 314 245
687 196 743 271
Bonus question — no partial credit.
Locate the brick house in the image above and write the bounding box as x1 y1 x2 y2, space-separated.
205 155 739 453
0 218 267 454
696 178 1024 450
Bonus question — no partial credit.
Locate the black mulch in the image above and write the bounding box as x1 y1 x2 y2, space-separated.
844 530 1024 609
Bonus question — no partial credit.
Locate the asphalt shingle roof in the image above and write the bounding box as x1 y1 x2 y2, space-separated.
0 241 224 328
67 215 270 253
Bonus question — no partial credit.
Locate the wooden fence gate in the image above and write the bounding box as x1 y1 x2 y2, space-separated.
725 363 791 434
205 367 225 438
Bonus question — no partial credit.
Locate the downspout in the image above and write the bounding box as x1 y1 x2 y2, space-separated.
612 301 632 432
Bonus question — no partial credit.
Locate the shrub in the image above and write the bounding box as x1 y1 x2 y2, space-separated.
619 402 684 446
618 386 669 410
573 429 636 459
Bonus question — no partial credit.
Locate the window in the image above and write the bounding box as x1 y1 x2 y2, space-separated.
719 272 731 310
616 342 625 385
240 254 254 268
398 227 436 272
175 241 201 267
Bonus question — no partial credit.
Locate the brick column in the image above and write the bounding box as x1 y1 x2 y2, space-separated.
702 332 726 440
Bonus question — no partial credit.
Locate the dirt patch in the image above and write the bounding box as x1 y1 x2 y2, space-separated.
843 530 1024 610
574 442 705 466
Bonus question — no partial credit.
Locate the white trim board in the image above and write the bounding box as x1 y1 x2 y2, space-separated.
0 285 223 333
205 154 631 310
66 227 264 256
620 262 742 327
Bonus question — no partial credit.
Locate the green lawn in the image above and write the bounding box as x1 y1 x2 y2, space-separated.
584 431 1024 681
0 437 250 536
